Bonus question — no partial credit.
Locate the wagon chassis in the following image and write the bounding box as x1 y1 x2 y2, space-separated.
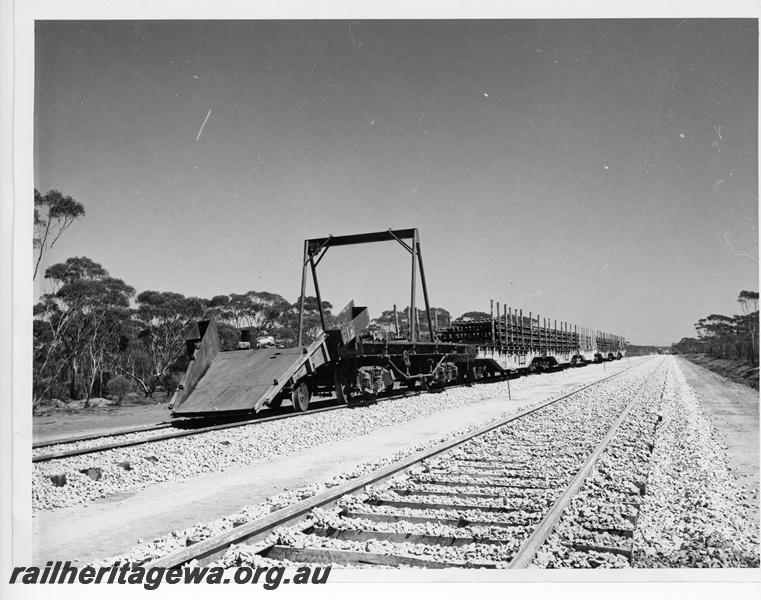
296 228 477 404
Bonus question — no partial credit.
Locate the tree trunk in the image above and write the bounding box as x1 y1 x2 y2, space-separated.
108 356 152 399
87 369 99 404
83 365 92 401
69 358 78 400
33 393 45 413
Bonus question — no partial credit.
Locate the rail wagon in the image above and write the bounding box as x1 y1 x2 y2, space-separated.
436 305 625 376
169 228 625 418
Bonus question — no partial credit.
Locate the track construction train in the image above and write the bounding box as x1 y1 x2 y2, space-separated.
170 228 625 418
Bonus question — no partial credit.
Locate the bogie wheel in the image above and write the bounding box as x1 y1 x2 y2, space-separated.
292 382 311 413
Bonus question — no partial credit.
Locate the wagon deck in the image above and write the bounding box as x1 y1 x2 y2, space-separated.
171 319 330 416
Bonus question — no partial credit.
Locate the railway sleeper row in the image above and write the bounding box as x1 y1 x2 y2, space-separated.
209 365 664 569
131 359 662 570
533 369 667 567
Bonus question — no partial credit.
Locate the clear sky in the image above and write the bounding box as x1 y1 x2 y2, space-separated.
32 13 758 346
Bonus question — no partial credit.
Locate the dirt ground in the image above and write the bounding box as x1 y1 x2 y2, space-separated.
681 354 759 390
33 400 172 444
33 396 345 445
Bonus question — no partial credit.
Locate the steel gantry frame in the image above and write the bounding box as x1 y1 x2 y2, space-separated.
297 228 436 346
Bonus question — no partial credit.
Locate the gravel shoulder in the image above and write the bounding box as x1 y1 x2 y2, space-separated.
674 356 759 523
32 359 642 567
631 357 759 567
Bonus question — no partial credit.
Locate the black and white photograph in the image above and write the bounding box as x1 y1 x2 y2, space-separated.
2 0 760 596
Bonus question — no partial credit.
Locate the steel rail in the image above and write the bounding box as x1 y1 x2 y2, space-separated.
34 392 406 451
32 402 350 463
31 364 590 462
506 371 664 568
144 360 649 569
33 383 451 462
33 422 174 449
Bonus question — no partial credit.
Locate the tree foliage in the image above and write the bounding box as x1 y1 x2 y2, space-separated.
738 290 759 314
216 322 242 352
31 257 354 409
106 376 131 404
670 337 705 355
33 189 86 280
279 296 335 345
114 291 207 398
675 291 760 366
33 257 134 409
207 291 291 334
366 306 450 341
458 311 491 321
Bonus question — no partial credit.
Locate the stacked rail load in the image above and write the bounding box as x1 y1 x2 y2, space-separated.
437 301 625 375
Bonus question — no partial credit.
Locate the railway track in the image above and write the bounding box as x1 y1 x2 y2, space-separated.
33 422 174 450
33 398 375 463
32 367 574 463
140 357 664 570
32 394 369 452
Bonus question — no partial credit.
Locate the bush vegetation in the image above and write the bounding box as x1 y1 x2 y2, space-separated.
671 291 759 366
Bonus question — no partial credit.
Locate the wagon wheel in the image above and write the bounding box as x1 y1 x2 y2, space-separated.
268 396 284 410
292 382 310 413
334 367 351 405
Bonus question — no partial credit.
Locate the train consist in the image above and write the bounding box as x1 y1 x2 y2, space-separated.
438 308 625 373
170 228 625 418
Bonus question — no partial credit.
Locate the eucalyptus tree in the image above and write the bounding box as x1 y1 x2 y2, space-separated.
207 290 292 343
33 189 86 280
33 257 134 409
458 311 491 321
695 314 736 358
284 296 334 345
691 292 759 365
119 291 207 397
370 306 451 341
737 290 759 364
